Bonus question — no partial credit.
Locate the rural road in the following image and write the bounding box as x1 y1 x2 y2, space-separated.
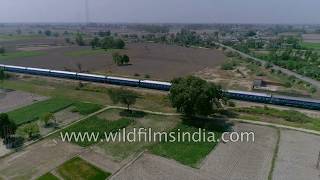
215 42 320 90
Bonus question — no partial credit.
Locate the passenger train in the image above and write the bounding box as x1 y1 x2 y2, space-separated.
1 64 320 110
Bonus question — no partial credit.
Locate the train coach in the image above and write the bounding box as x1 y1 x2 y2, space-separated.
1 63 320 110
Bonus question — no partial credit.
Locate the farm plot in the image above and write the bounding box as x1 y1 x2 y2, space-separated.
0 42 227 80
272 130 320 180
0 90 47 113
110 153 210 180
0 139 83 180
7 98 73 125
94 109 181 162
199 123 277 180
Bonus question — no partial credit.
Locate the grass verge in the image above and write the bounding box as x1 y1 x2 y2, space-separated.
57 157 111 180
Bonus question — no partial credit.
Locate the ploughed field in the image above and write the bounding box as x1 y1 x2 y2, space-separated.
0 42 227 80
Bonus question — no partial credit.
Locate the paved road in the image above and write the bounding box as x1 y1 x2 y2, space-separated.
215 42 320 90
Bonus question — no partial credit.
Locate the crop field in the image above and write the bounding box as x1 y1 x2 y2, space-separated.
302 34 320 43
301 42 320 50
0 139 83 179
0 90 47 113
95 109 181 162
149 119 228 167
60 115 133 147
273 130 320 180
56 157 111 180
7 98 73 125
0 42 227 80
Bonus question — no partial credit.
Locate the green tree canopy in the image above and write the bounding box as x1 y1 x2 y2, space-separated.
108 88 139 111
169 76 225 116
0 113 17 142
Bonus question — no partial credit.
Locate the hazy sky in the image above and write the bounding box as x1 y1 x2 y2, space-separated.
0 0 320 24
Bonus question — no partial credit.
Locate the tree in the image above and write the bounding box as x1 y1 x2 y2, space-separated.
122 55 130 64
114 39 125 49
41 112 55 127
17 122 39 139
108 88 139 111
44 30 52 36
169 76 225 117
0 68 6 88
0 113 17 143
112 52 122 65
75 33 85 46
0 47 5 55
91 37 100 49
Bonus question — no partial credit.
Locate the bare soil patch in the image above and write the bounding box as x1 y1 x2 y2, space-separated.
0 43 227 81
111 153 210 180
0 90 47 113
199 123 277 180
303 34 320 43
0 139 83 180
272 130 320 180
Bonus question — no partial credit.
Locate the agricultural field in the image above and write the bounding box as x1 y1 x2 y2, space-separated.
7 98 73 125
55 157 111 180
302 34 320 43
0 42 227 80
272 130 320 180
0 90 47 113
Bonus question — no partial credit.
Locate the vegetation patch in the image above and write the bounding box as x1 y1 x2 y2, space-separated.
71 102 103 115
60 116 133 147
301 42 320 50
233 106 320 131
0 51 47 60
36 173 59 180
57 157 111 180
7 98 73 125
149 117 231 168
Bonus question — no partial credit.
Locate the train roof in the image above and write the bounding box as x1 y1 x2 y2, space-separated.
50 70 77 75
2 64 26 69
273 94 320 104
226 90 271 97
107 76 140 82
27 67 50 72
78 73 106 78
140 80 172 86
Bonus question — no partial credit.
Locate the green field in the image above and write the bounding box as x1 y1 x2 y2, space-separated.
149 118 230 167
72 102 103 115
60 115 133 147
301 42 320 50
57 157 111 180
8 98 73 125
96 109 181 161
64 49 113 57
36 173 59 180
0 51 47 60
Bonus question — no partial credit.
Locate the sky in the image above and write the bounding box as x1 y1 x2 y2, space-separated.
0 0 320 24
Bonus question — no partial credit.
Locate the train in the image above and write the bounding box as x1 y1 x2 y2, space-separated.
1 64 320 110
